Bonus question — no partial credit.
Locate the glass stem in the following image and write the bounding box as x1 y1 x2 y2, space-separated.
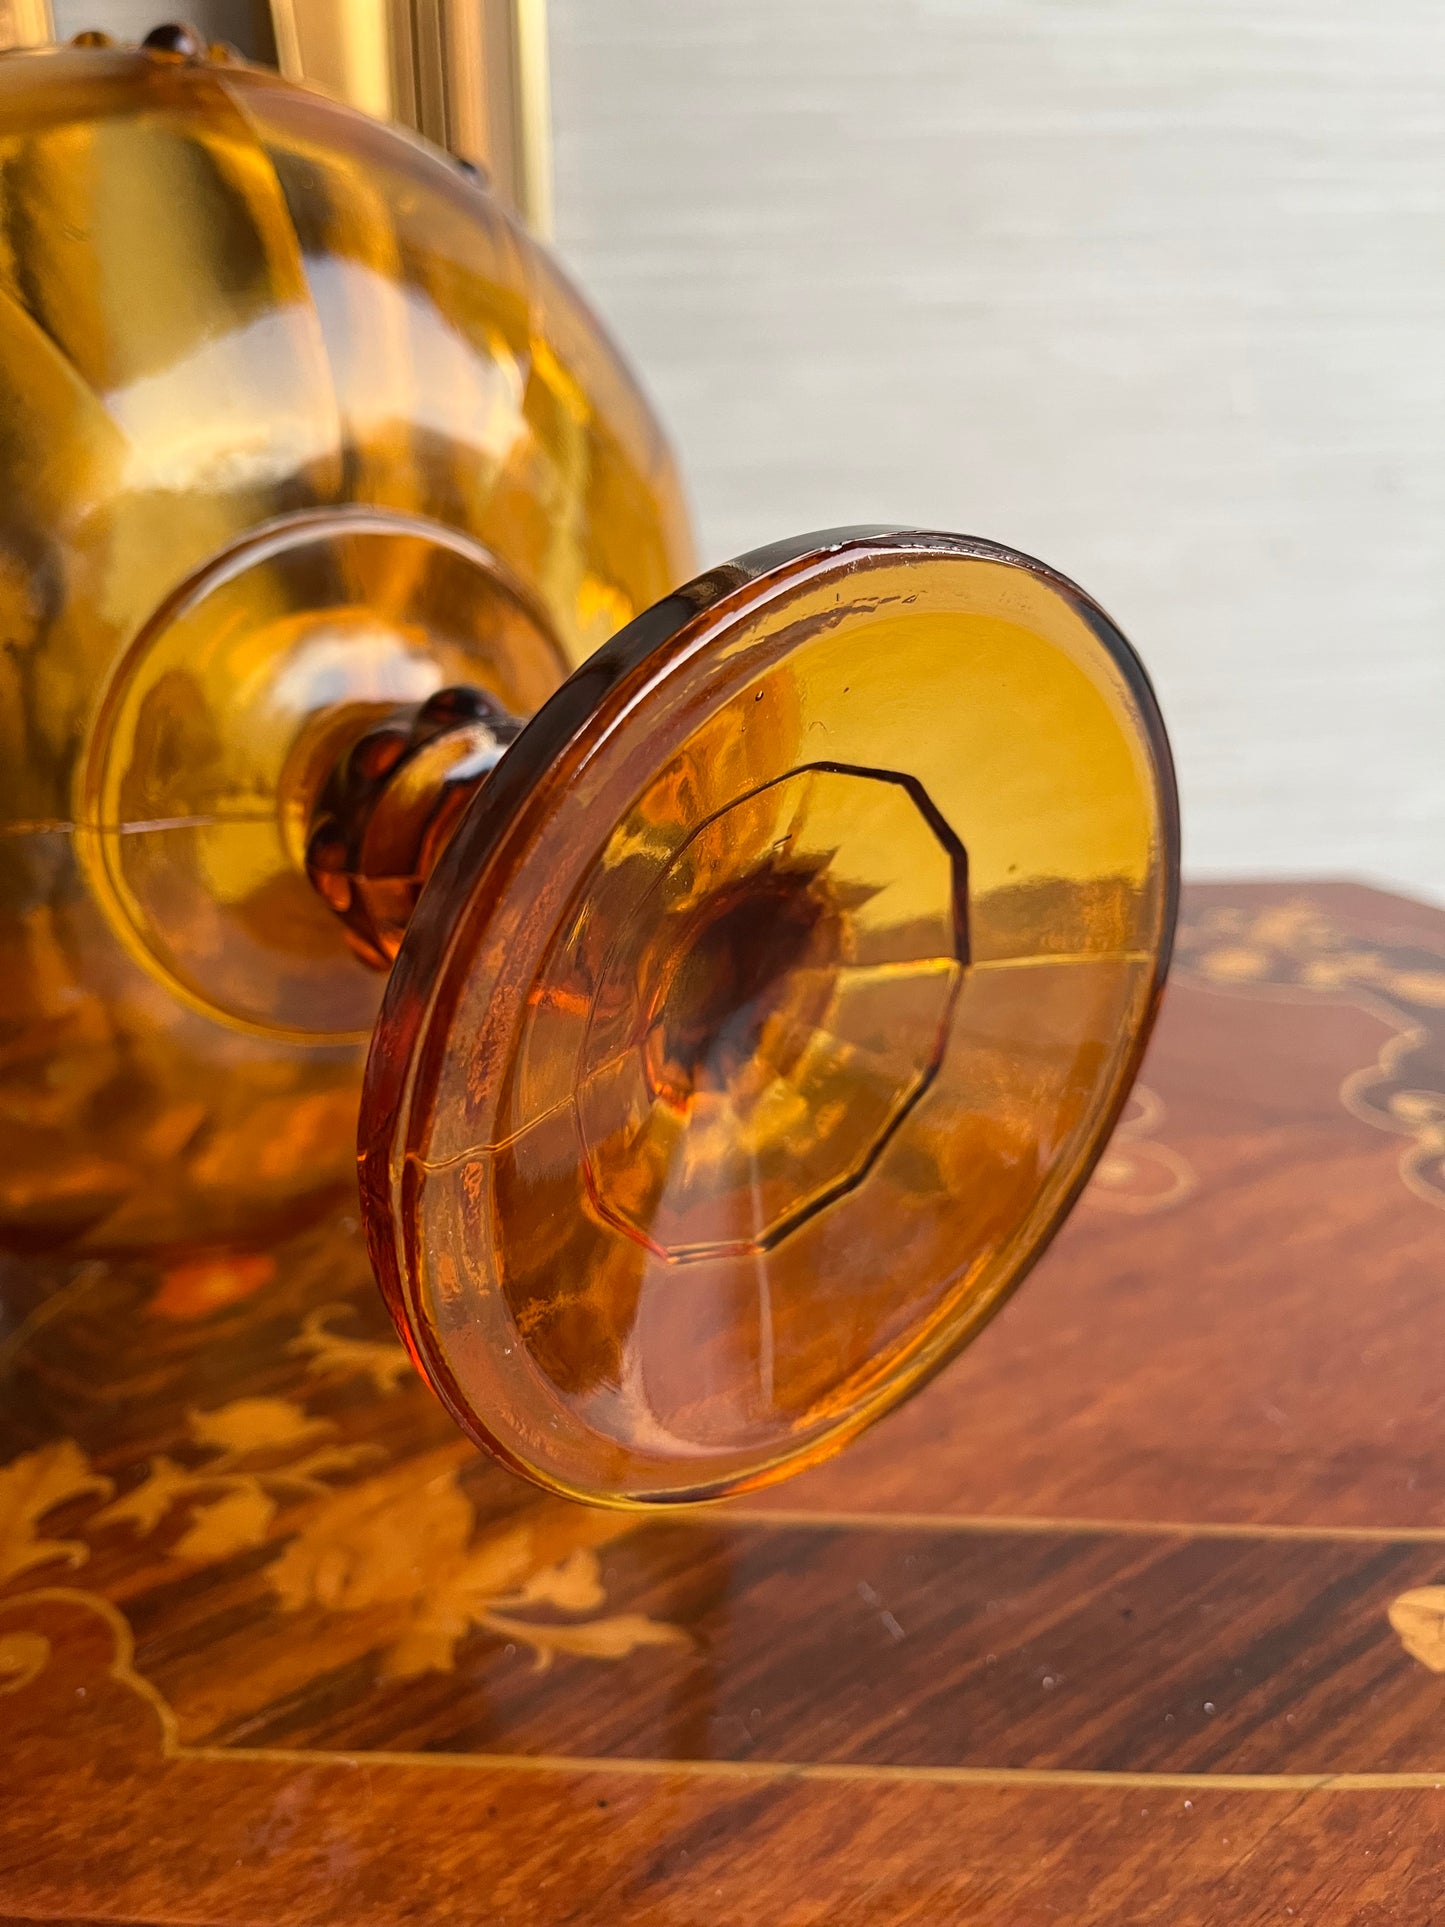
304 686 524 968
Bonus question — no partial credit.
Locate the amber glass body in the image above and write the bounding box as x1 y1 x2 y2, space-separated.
0 41 1178 1510
0 43 693 1255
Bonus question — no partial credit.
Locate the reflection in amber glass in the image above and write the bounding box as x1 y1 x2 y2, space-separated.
362 534 1177 1506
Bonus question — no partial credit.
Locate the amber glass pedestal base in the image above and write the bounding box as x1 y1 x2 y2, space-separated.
359 529 1177 1504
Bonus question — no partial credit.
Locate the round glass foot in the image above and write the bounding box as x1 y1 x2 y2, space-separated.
361 529 1178 1506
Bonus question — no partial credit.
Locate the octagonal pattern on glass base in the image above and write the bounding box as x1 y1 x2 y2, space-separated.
575 763 968 1260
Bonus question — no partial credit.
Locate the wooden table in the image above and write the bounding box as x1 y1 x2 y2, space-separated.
4 880 1445 1925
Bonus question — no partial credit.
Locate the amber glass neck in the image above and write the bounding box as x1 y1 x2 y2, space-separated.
303 686 523 968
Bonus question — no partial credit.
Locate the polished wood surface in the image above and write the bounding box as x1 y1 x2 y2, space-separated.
4 879 1445 1924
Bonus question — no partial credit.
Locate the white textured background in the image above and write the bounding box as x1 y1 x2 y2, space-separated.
550 0 1445 900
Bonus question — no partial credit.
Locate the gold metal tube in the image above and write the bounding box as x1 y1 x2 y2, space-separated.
0 0 54 50
269 0 553 234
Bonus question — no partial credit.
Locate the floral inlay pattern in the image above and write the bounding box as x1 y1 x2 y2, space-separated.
0 1320 688 1731
0 1440 110 1587
93 1398 380 1563
1177 899 1445 1210
1389 1588 1445 1673
1087 1085 1195 1215
269 1459 687 1678
287 1303 415 1395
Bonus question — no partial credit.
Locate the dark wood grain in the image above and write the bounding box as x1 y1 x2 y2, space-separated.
4 879 1445 1925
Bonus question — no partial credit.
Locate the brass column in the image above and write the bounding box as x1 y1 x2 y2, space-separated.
269 0 553 233
0 1 552 234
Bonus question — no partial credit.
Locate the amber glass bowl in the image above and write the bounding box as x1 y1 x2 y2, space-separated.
0 38 690 1255
0 38 1177 1507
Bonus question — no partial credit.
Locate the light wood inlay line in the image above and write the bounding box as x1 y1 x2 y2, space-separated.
709 1508 1445 1546
188 1742 1445 1795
